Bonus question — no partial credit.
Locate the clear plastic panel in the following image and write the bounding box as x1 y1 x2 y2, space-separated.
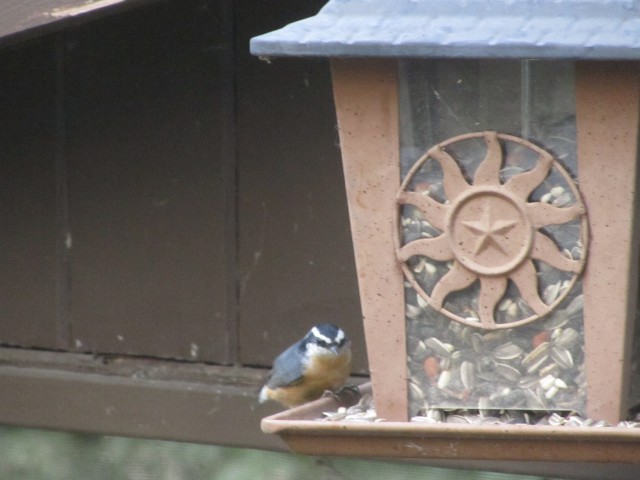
399 60 587 416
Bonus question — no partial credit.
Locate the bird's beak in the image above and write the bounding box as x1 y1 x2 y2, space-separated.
330 345 340 355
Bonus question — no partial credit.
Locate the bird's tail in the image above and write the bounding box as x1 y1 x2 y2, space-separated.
258 386 270 404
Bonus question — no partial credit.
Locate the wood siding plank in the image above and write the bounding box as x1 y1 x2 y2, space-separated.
235 0 366 372
0 40 58 348
66 1 234 363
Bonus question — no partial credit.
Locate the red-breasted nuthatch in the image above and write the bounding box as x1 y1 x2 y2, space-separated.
259 323 352 408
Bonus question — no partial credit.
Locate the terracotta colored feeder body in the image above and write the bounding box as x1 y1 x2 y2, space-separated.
251 0 640 433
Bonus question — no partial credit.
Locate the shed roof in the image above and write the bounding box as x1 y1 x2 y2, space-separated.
250 0 640 59
0 0 157 48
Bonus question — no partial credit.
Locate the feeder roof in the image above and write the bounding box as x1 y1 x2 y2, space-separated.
250 0 640 59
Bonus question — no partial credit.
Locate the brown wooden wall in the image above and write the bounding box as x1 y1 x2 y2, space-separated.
0 0 366 380
235 2 364 369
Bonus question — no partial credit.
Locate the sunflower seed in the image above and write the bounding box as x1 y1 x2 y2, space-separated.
539 363 560 378
554 378 568 389
498 299 513 312
425 337 454 357
550 186 565 198
494 363 522 383
565 294 584 320
408 381 425 403
416 294 429 309
518 375 539 389
547 412 565 425
412 340 428 357
553 192 573 207
492 341 524 361
524 390 546 410
522 342 550 372
553 327 580 349
543 282 561 304
507 301 519 318
478 397 490 416
550 346 574 369
437 370 452 389
539 374 556 390
424 262 438 275
460 361 475 390
406 303 423 319
545 386 559 399
543 311 570 330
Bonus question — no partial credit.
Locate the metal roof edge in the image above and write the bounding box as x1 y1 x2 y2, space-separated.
250 0 640 60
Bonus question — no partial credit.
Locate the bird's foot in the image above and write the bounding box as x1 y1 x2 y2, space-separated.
322 384 361 407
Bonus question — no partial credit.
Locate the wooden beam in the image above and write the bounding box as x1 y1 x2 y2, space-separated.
0 348 284 449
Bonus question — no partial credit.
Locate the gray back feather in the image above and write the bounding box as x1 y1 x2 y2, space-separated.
265 340 306 388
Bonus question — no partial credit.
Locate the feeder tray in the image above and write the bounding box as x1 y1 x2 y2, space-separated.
262 383 640 464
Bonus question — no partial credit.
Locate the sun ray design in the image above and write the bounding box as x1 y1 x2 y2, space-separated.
478 276 508 327
397 191 448 230
430 263 477 309
397 131 588 329
473 131 503 186
527 202 584 228
397 236 452 263
431 148 470 199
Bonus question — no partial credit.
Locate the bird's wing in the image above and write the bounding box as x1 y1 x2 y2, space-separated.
265 342 305 389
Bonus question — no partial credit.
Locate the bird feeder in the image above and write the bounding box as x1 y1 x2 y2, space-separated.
251 0 640 462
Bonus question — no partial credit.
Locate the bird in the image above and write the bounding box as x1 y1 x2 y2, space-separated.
259 323 352 408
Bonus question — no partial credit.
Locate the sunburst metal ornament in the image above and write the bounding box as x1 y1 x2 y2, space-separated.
396 131 588 329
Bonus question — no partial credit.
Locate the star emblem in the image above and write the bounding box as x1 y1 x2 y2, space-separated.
462 202 517 256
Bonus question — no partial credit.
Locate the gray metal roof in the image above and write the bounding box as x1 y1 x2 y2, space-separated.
250 0 640 59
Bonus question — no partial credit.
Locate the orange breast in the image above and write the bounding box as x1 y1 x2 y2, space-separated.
301 351 351 398
267 351 351 407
